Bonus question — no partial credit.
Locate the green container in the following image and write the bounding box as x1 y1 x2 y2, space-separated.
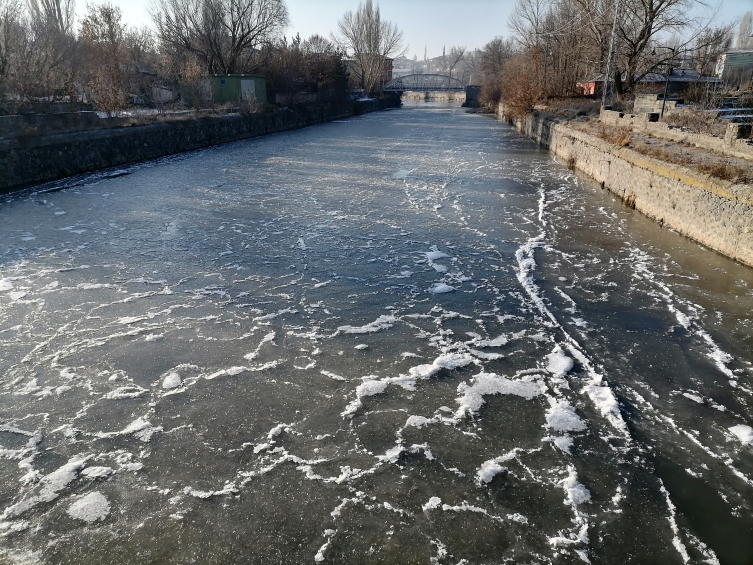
212 75 267 105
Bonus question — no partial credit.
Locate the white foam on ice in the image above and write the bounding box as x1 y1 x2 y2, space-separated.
561 466 591 506
337 315 397 334
476 460 508 485
341 377 388 417
404 415 433 428
455 372 545 418
515 231 629 437
95 417 162 442
67 492 110 523
321 370 346 381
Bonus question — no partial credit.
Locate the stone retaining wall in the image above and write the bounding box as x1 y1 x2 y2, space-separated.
0 99 397 192
499 105 753 267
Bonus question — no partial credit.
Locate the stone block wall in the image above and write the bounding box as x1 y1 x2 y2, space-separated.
0 100 394 192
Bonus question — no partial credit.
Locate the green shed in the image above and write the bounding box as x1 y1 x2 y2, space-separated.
212 75 267 105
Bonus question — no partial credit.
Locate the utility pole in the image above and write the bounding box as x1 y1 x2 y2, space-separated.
601 0 622 109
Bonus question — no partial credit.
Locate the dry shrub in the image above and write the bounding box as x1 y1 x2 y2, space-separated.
478 81 502 112
500 48 544 119
663 110 726 137
631 140 752 184
597 125 631 147
696 162 752 183
545 98 601 118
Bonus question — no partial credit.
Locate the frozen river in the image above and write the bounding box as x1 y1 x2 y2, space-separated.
1 103 752 564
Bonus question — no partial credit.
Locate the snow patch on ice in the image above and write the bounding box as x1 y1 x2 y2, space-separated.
546 346 574 376
429 283 455 294
729 424 753 446
546 401 586 432
67 492 110 523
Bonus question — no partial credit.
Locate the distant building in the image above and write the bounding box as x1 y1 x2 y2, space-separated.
716 50 753 88
212 75 267 105
578 69 722 96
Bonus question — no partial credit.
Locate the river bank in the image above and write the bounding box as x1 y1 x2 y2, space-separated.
497 104 753 268
0 97 400 193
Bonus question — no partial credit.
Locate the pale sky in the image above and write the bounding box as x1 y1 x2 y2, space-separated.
80 0 752 60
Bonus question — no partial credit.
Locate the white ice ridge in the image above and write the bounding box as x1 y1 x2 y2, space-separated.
455 372 545 419
2 455 91 519
314 528 337 562
515 227 630 437
476 453 514 485
243 331 276 361
561 466 591 506
183 483 239 499
341 377 388 417
94 417 162 442
422 246 450 272
406 353 475 383
660 481 691 564
421 497 509 524
729 424 753 446
67 491 110 523
549 465 591 551
336 315 397 334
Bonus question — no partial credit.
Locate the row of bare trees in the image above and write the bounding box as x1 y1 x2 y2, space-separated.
0 0 362 115
476 0 737 115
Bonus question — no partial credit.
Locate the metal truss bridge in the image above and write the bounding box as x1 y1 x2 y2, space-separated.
383 74 465 92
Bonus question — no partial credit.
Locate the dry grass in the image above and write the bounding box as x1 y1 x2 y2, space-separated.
544 98 602 118
663 110 727 138
631 140 752 184
597 125 632 147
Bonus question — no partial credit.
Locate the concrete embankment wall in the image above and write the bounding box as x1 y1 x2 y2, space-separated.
0 98 393 192
498 106 753 267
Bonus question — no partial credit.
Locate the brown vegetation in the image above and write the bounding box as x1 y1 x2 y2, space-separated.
596 125 632 147
631 139 752 183
662 110 727 137
499 48 545 119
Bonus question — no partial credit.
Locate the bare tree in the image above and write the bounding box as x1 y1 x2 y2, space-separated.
333 0 404 95
480 36 515 80
79 2 127 114
737 11 752 49
28 0 74 34
151 0 289 74
508 0 550 50
446 45 465 79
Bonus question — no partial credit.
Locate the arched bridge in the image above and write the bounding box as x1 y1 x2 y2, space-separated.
384 74 465 92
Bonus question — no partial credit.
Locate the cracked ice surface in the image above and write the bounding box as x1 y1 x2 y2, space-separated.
0 103 752 564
